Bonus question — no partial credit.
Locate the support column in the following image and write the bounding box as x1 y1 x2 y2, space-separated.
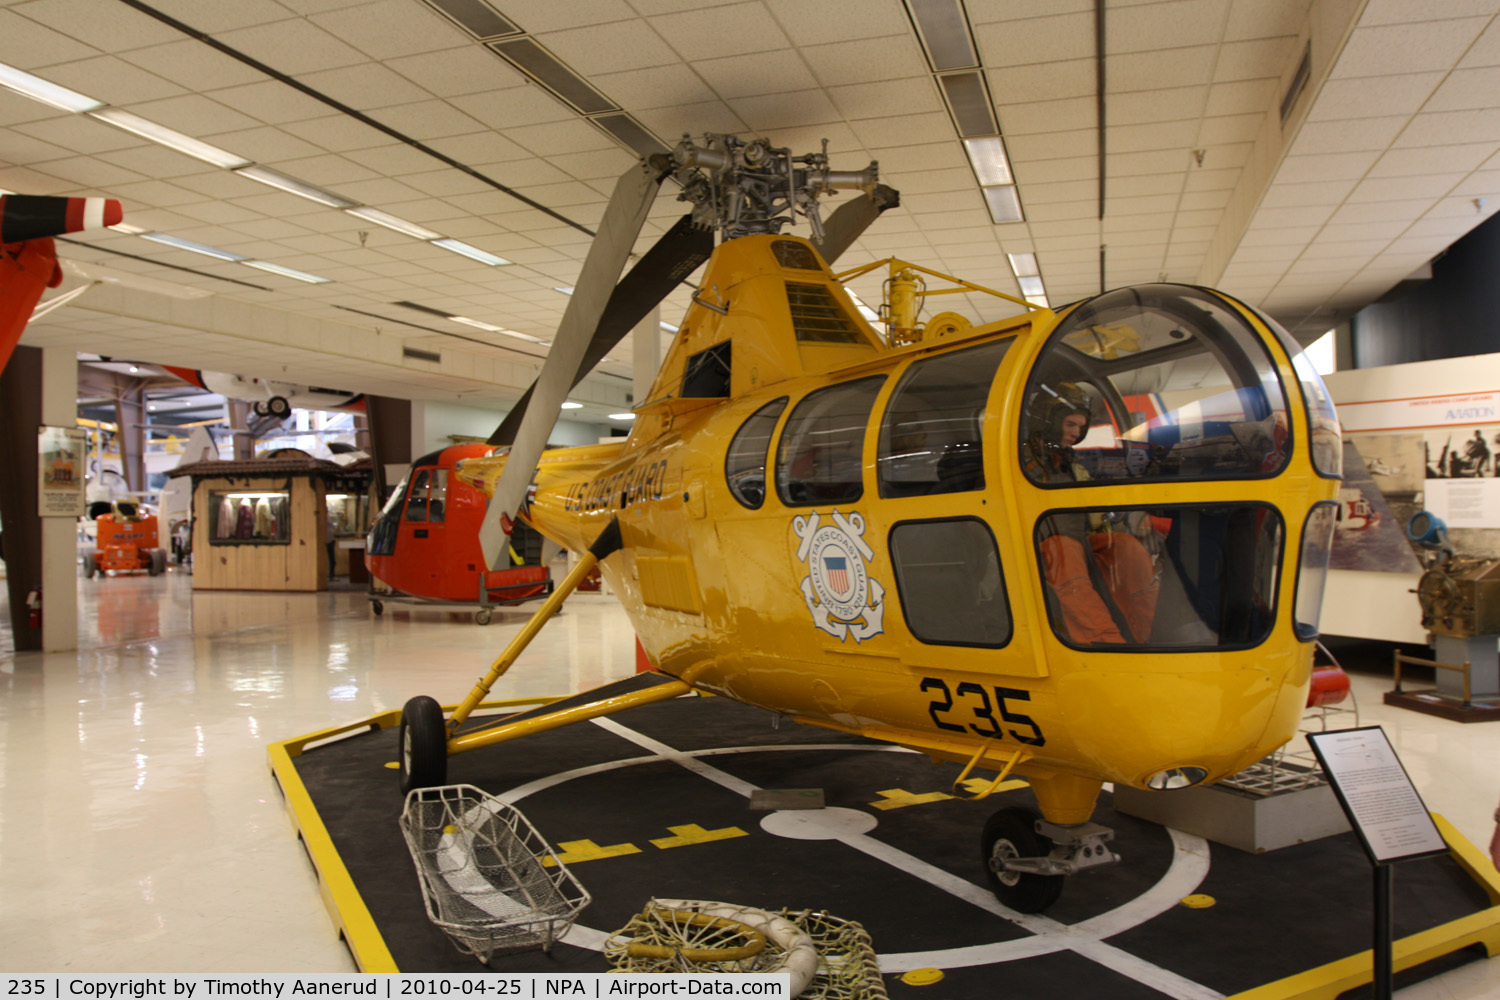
227 399 253 460
113 386 146 494
364 395 412 500
633 304 661 408
0 346 44 651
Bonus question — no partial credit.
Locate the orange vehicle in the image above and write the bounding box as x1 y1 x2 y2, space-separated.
83 502 168 578
365 443 553 624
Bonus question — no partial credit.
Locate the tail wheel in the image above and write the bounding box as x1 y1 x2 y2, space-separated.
982 807 1065 913
398 695 447 793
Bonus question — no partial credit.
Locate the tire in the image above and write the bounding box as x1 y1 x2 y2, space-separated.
267 396 291 418
84 552 98 579
981 807 1066 913
474 608 492 625
371 600 383 616
398 695 447 793
148 549 166 576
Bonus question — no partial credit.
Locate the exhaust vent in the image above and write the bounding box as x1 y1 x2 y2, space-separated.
908 0 978 71
403 346 442 363
489 38 618 114
422 0 519 40
593 114 670 158
940 71 997 138
1280 43 1311 125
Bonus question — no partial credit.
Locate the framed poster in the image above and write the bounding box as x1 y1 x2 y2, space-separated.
1307 726 1448 865
38 424 86 517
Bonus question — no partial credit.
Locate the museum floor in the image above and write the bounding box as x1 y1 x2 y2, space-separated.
0 569 1497 996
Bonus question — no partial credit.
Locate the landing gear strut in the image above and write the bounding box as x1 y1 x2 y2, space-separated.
982 807 1118 913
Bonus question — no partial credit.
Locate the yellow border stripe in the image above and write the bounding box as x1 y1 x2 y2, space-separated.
1225 814 1500 1000
267 698 563 972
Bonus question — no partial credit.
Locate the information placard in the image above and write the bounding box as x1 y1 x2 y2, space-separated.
37 425 86 517
1307 726 1448 865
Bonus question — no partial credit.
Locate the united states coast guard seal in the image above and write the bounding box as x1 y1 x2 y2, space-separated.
793 509 885 642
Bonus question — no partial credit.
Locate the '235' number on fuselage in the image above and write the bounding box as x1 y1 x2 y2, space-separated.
921 678 1045 746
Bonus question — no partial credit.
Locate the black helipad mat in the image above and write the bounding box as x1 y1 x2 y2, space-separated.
287 695 1497 997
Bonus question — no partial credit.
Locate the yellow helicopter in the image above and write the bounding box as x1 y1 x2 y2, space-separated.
382 134 1344 914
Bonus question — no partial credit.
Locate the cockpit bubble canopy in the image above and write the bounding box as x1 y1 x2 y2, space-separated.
1021 284 1296 485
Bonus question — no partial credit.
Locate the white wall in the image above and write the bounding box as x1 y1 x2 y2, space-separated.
411 400 611 457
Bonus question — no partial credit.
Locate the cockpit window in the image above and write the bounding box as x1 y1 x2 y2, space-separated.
878 340 1010 497
1035 502 1283 650
1021 284 1291 485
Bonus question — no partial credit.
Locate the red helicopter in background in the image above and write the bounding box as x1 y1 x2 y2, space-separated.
364 442 553 625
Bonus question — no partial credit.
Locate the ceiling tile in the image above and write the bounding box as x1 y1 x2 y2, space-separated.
975 11 1095 69
1107 0 1231 54
214 19 373 77
728 90 844 131
1106 87 1204 126
1108 45 1219 92
1307 72 1445 121
1213 36 1302 82
1287 115 1409 155
998 96 1097 135
827 78 946 121
693 49 819 98
309 0 465 60
0 8 100 68
651 2 790 60
1394 108 1500 148
986 58 1096 103
1367 141 1499 177
1331 18 1492 78
536 19 678 74
801 36 931 87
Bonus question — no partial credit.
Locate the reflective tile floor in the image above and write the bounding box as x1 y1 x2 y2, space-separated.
0 570 1496 996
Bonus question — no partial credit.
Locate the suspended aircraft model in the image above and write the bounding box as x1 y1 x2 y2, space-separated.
0 194 122 377
385 133 1345 913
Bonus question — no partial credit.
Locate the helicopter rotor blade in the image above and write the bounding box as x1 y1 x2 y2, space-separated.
477 157 667 570
488 212 712 448
816 183 900 265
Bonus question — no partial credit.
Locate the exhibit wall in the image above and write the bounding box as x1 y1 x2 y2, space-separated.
1322 352 1500 643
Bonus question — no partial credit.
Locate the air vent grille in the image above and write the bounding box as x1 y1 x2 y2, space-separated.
1280 43 1312 125
423 0 519 40
939 71 997 137
490 38 618 115
403 346 442 363
786 283 865 344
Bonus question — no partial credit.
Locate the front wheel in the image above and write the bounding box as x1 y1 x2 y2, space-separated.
982 807 1065 913
398 695 447 793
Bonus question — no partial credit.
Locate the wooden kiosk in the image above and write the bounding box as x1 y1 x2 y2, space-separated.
170 454 370 592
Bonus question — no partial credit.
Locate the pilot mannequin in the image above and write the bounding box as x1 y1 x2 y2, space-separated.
1024 381 1161 645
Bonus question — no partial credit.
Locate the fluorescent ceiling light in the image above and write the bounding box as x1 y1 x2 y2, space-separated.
609 412 636 420
554 286 575 295
110 222 148 235
847 291 880 322
660 322 679 332
1008 252 1039 277
560 401 583 409
433 238 510 266
234 166 355 209
450 316 504 332
982 185 1024 225
1026 293 1051 309
242 260 331 284
87 109 249 169
140 232 247 262
964 136 1013 187
0 63 102 112
1017 275 1045 297
345 206 441 240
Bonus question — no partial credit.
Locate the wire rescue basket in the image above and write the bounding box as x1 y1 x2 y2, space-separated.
400 784 590 963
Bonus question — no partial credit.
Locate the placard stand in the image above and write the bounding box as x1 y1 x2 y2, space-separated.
1307 726 1451 999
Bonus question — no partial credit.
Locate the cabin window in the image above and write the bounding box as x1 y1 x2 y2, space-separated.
786 282 865 344
776 376 884 506
1021 284 1290 485
683 341 732 398
726 397 787 509
1294 502 1338 640
878 340 1010 497
1034 502 1283 650
1255 306 1343 479
772 239 824 271
367 473 407 556
891 518 1011 647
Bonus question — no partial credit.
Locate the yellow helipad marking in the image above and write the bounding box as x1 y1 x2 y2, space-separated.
869 788 954 810
649 823 748 849
1180 894 1215 909
900 968 944 986
383 761 399 769
540 839 643 867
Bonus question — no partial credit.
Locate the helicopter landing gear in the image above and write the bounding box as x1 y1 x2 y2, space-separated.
982 808 1118 913
399 695 447 793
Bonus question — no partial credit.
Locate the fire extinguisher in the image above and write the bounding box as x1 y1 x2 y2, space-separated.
25 587 40 629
